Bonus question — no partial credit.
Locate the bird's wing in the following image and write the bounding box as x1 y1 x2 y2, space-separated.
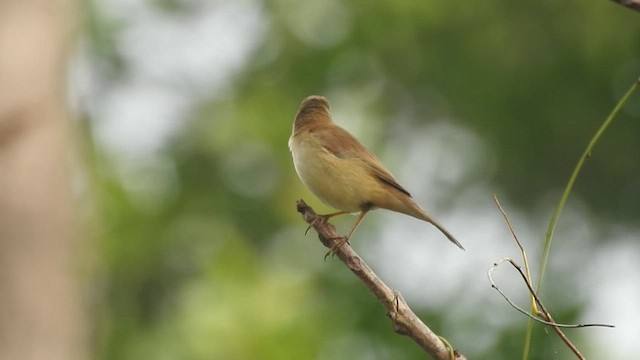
366 158 412 198
313 126 412 198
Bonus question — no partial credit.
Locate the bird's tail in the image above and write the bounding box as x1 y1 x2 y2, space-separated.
404 200 465 251
427 215 465 251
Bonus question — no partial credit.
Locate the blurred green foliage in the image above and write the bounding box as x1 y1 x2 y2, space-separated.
84 1 640 359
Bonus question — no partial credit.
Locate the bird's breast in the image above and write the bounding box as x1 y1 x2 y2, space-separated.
289 133 376 212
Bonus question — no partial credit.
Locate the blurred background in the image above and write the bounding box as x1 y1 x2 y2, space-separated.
1 0 639 359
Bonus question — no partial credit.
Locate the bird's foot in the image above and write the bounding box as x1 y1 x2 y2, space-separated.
323 236 350 261
304 214 333 235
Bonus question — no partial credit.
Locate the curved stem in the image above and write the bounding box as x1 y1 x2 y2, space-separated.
522 77 640 360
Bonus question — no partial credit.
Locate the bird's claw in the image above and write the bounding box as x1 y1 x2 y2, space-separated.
323 236 349 261
304 215 330 236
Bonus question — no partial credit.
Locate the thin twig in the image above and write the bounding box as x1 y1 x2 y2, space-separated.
296 199 467 360
487 258 614 329
491 195 614 359
493 195 538 314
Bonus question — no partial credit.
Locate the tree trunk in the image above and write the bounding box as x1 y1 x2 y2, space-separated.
0 0 87 359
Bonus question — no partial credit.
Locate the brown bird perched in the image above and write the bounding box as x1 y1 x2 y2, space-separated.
288 95 464 251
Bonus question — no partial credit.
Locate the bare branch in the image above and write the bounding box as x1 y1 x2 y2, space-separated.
296 199 467 360
491 195 614 359
493 194 538 313
610 0 640 12
487 258 614 329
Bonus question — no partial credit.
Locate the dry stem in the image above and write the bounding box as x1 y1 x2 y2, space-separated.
296 199 467 360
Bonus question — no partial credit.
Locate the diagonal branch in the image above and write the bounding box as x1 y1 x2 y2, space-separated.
296 199 467 360
610 0 640 12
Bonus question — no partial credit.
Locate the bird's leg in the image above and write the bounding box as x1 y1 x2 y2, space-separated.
325 209 370 259
305 210 350 235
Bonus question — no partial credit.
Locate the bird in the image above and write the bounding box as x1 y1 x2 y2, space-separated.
288 95 464 252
